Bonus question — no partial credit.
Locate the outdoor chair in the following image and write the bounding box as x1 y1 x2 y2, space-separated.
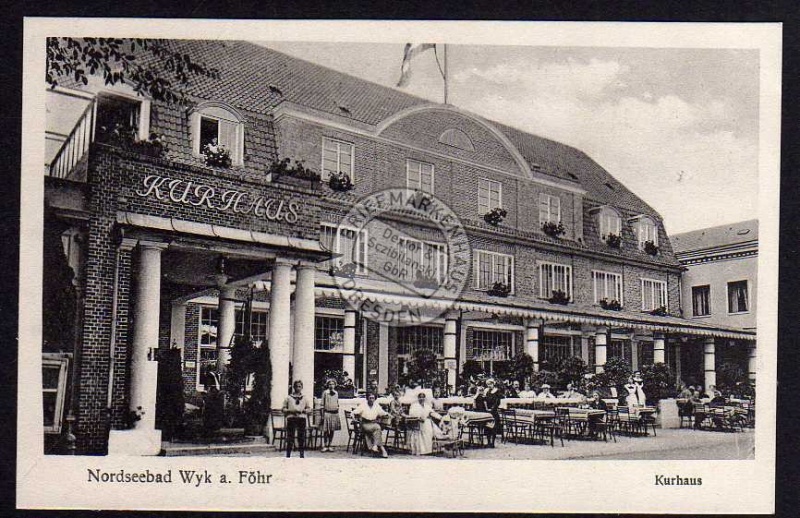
433 420 465 458
383 416 407 451
344 410 366 455
533 414 563 447
499 409 520 443
269 410 286 450
617 406 641 436
639 409 657 436
678 400 694 428
306 408 323 450
591 412 617 443
555 407 576 439
692 402 711 430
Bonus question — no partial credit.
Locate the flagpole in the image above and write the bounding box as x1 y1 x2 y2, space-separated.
443 44 449 104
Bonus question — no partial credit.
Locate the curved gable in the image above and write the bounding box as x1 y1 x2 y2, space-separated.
377 105 531 178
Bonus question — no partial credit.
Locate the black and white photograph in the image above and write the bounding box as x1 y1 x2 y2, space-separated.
19 19 780 513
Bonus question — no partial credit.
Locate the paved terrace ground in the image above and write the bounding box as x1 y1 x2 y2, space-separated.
200 428 755 461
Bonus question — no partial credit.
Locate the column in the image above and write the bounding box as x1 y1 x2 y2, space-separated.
443 313 458 390
292 265 316 390
703 337 716 394
525 319 541 372
342 309 357 385
748 342 757 385
595 327 608 373
268 260 293 409
378 324 389 392
674 341 682 386
128 242 167 434
216 285 237 373
170 302 186 352
653 332 666 364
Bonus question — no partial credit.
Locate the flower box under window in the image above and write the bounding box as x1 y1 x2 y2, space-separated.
604 233 622 249
328 171 354 192
487 281 512 297
270 158 321 187
483 207 507 226
599 298 622 311
548 289 570 305
643 240 659 256
649 305 668 316
203 142 232 168
542 221 566 238
329 262 358 278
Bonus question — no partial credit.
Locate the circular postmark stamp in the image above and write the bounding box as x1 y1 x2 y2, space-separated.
332 189 471 326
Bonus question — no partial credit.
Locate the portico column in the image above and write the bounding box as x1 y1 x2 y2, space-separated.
268 259 293 409
129 241 167 433
525 319 541 372
342 309 357 385
748 342 757 385
594 327 608 373
703 337 716 394
292 265 316 390
216 284 237 373
653 332 666 364
443 313 458 389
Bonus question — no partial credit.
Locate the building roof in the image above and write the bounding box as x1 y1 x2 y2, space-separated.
671 219 758 253
139 40 658 216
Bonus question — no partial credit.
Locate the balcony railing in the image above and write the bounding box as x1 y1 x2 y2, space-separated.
48 99 95 179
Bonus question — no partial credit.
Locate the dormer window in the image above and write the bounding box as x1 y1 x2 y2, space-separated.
598 207 622 239
95 92 150 143
191 103 244 166
634 216 658 250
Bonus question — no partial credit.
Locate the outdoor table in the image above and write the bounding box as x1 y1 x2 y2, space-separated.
560 407 607 439
461 410 495 447
500 397 585 409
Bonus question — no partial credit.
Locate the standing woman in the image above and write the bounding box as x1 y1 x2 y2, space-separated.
408 392 443 455
483 378 503 447
283 380 311 458
321 378 341 452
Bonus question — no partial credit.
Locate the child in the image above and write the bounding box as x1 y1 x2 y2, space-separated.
321 378 341 452
283 380 311 458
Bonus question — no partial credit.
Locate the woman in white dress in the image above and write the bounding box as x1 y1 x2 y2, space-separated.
407 392 443 455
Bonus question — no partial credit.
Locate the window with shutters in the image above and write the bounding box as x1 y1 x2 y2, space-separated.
192 103 245 166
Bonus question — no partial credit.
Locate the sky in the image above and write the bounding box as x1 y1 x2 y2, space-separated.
261 42 760 235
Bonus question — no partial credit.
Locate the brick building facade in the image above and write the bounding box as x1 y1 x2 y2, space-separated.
42 40 755 454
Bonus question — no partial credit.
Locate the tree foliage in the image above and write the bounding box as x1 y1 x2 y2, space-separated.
42 219 76 352
156 347 185 441
46 38 220 105
403 347 441 388
591 357 631 392
639 362 674 402
554 356 588 390
509 352 535 384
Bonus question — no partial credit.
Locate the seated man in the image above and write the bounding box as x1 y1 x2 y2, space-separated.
560 383 584 400
538 384 556 399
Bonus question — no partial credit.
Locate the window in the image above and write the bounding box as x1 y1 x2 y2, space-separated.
322 138 354 181
42 354 69 434
397 238 448 284
641 278 667 311
727 280 749 313
598 207 622 238
592 270 623 304
635 216 658 249
234 309 268 344
471 329 514 361
397 326 444 356
197 307 219 390
191 104 244 165
539 262 573 300
315 316 345 352
540 335 580 366
473 250 514 291
539 193 561 225
95 92 149 142
692 285 711 316
406 159 434 194
478 178 502 214
321 224 368 274
608 339 633 369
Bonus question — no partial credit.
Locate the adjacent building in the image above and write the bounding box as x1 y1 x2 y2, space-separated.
42 40 756 454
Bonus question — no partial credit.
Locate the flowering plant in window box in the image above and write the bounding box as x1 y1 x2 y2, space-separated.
604 233 622 249
202 141 232 168
411 190 434 208
643 240 659 256
122 406 145 429
483 207 507 226
487 281 512 297
329 262 357 278
649 305 668 316
328 171 354 192
413 271 440 290
548 290 570 305
599 298 622 311
269 158 321 185
541 221 566 238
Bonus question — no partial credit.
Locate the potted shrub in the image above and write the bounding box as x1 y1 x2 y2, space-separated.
329 262 358 278
548 289 570 305
599 298 622 311
640 362 675 427
604 233 622 248
483 207 507 226
202 140 232 168
643 240 659 256
328 171 354 192
269 157 321 188
541 221 566 238
487 281 511 297
649 305 668 316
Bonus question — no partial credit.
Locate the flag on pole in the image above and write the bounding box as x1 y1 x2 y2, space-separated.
397 43 436 87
